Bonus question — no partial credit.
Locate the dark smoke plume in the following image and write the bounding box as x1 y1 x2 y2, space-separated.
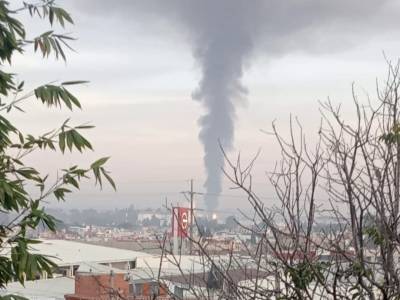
170 0 390 211
173 1 264 211
73 0 394 210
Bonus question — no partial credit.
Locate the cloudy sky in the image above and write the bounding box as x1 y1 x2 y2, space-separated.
11 0 400 211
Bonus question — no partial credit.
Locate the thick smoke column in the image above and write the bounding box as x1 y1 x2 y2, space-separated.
75 0 393 210
173 0 387 211
176 1 262 211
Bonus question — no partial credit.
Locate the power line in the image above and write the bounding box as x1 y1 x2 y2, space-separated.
106 178 269 185
68 191 278 200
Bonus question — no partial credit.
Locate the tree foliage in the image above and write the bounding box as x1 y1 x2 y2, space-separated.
0 1 114 297
160 60 400 300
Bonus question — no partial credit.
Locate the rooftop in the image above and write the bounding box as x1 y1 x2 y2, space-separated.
0 276 74 299
77 261 126 274
29 239 150 267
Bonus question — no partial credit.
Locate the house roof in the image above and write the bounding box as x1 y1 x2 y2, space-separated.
162 268 271 288
28 239 150 267
77 261 126 274
0 276 74 299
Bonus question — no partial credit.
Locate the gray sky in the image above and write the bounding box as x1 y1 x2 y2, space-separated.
11 0 400 211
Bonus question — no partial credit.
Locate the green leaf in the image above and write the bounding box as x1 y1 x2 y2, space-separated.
91 157 110 169
59 131 66 153
101 167 116 191
61 80 89 86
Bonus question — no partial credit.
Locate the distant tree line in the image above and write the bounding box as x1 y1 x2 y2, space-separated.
47 205 139 228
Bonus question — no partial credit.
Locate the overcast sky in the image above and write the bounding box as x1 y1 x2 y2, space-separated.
11 0 400 211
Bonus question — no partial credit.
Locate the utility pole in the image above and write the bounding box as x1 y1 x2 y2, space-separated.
190 179 194 255
181 179 198 255
182 179 204 255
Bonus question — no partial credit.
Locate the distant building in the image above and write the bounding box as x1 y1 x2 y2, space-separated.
2 239 149 278
65 262 170 300
65 263 131 300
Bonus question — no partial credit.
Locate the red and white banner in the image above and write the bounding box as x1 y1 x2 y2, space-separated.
172 207 190 238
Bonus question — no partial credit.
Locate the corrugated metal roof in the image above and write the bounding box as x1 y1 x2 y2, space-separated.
29 239 150 267
0 276 74 299
77 261 126 274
